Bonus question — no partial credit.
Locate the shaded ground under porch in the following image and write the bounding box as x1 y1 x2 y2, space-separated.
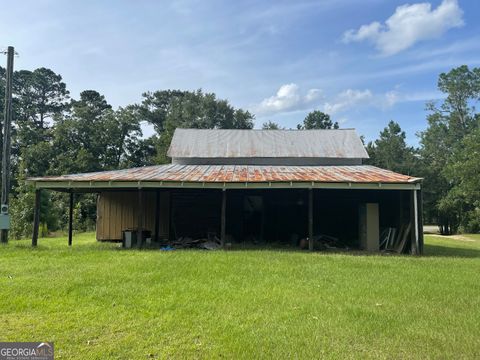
41 187 424 254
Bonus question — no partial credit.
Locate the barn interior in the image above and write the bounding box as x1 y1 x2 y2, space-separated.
94 187 418 253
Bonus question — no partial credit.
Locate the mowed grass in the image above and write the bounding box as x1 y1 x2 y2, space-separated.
1 233 479 359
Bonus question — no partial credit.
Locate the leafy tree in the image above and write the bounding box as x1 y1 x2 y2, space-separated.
51 90 113 174
297 110 339 130
122 136 157 168
7 68 69 238
419 65 480 234
366 121 418 175
141 89 254 162
441 122 480 232
13 68 69 145
262 121 282 129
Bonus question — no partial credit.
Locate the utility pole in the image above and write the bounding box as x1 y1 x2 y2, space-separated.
0 46 14 243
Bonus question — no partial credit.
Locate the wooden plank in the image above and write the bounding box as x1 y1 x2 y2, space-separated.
96 193 103 240
112 194 119 239
68 192 74 246
221 189 226 247
308 189 313 251
105 193 111 240
32 189 41 247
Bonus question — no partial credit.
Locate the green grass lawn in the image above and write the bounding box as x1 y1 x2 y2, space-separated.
1 233 479 359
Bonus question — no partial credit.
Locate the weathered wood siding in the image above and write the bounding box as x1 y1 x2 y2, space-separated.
96 191 169 241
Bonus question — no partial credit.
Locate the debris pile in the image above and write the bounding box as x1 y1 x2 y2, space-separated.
166 235 222 250
299 234 346 250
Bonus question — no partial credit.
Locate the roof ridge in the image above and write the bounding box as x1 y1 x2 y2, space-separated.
176 128 357 131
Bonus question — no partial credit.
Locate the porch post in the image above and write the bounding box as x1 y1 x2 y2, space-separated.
32 189 41 247
411 189 419 255
417 189 424 255
221 189 227 248
154 190 160 243
308 188 314 251
137 189 143 248
68 191 74 246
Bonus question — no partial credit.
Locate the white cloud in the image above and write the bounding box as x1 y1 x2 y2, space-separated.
342 0 464 56
305 88 322 102
256 83 322 114
384 91 400 108
322 88 417 114
324 89 373 114
256 85 443 119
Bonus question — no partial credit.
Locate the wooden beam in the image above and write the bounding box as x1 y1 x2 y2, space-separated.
221 189 227 248
410 190 418 255
154 190 160 243
417 189 424 255
168 190 172 241
308 188 314 251
68 191 74 246
137 189 143 248
32 189 41 247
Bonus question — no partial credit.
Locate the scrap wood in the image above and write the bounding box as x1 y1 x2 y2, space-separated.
170 235 221 250
395 223 411 253
299 234 342 250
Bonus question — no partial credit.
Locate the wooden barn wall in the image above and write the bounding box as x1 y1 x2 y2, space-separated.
96 191 169 241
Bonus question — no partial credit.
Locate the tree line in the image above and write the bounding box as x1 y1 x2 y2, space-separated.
0 65 478 237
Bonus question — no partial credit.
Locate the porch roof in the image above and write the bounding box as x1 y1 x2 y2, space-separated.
27 164 422 191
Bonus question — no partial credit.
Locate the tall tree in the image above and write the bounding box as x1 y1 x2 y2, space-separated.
51 90 134 174
366 121 418 175
141 89 254 163
297 110 339 130
13 68 69 145
442 122 480 232
419 65 480 234
7 68 70 239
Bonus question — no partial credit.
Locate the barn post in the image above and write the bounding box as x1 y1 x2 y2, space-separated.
137 189 143 248
417 189 424 255
168 190 172 241
308 188 314 251
410 189 419 255
154 190 160 243
221 189 227 248
68 191 74 246
32 189 41 247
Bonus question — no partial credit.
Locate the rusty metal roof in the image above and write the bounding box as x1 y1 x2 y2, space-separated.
29 165 420 184
167 129 369 159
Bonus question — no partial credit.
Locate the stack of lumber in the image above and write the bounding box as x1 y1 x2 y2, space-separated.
380 223 411 253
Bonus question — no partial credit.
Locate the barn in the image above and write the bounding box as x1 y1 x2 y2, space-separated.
27 128 423 254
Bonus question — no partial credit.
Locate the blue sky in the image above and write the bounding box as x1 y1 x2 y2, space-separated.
1 0 479 144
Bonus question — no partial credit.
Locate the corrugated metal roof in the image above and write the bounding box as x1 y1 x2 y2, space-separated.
29 165 420 184
167 129 369 159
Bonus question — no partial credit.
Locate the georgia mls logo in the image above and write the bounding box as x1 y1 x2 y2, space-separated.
0 342 54 360
35 343 53 357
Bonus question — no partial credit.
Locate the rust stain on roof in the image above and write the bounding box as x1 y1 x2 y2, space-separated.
29 165 421 184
